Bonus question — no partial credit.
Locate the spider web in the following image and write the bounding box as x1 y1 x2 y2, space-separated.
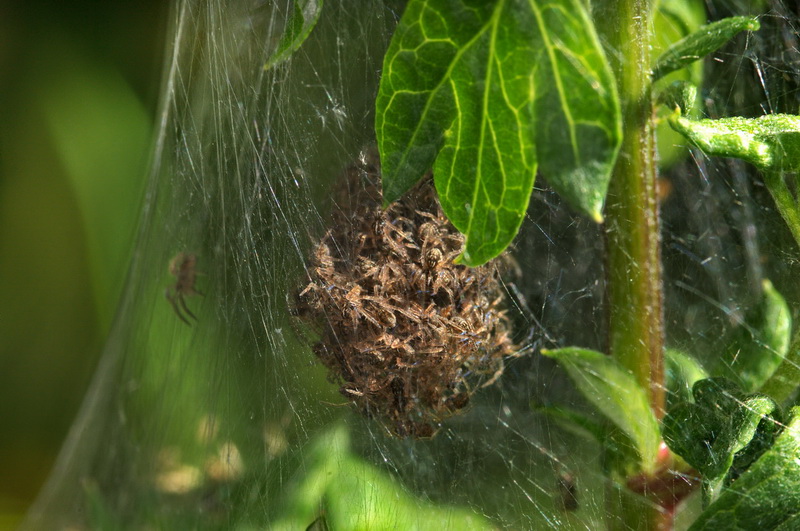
21 0 800 529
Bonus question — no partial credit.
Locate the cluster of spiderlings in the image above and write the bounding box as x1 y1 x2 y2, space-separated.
298 151 517 438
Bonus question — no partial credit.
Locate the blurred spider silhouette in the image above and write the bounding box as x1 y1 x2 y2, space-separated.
165 252 203 324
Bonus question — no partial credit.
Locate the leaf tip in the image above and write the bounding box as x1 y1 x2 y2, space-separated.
591 210 604 224
380 181 401 207
454 251 479 268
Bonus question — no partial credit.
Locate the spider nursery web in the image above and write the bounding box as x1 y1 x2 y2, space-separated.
21 1 800 530
297 150 517 439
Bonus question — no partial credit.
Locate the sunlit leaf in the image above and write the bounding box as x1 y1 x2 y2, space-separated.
541 347 659 472
265 0 323 68
376 0 620 266
271 425 494 530
690 407 800 530
721 279 791 392
652 16 760 81
328 459 493 530
661 378 781 506
669 113 800 173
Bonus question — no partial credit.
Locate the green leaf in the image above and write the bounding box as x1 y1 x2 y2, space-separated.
271 424 494 530
668 110 800 256
731 406 784 476
376 0 620 266
665 347 707 411
669 113 800 173
656 80 697 114
652 0 707 73
541 348 660 472
327 459 492 530
661 378 781 506
533 404 606 443
652 0 707 80
264 0 323 69
690 407 800 530
651 0 705 168
721 279 791 392
652 16 760 81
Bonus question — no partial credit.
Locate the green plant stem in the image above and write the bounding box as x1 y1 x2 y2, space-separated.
596 0 669 528
597 0 665 420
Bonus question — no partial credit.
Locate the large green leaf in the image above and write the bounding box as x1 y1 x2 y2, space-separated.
652 16 760 81
264 0 323 68
376 0 620 266
542 347 660 472
690 407 800 530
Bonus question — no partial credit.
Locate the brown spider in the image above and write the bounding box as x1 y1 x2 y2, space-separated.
165 252 203 325
557 471 579 511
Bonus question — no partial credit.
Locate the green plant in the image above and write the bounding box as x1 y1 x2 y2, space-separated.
369 0 800 529
21 1 800 530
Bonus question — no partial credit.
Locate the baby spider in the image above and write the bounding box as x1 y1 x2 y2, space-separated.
165 252 203 325
557 471 578 511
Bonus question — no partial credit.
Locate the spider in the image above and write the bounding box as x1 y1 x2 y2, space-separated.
557 471 579 511
165 252 203 325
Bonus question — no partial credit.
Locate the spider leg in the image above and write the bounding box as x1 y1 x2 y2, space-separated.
178 294 197 321
166 289 192 325
479 359 505 388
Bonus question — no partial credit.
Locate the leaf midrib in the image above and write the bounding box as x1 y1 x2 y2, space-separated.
464 0 506 247
528 0 580 164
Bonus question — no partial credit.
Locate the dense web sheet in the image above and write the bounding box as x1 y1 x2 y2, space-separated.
21 1 800 529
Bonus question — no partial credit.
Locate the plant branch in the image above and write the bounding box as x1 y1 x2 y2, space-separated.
598 0 665 421
596 0 669 528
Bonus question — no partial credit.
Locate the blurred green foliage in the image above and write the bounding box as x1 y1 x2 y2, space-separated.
270 425 494 530
0 2 163 527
